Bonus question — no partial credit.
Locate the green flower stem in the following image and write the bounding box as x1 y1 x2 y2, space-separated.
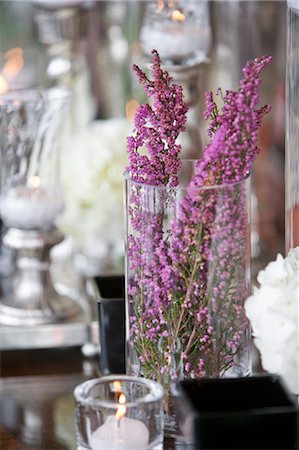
174 225 204 338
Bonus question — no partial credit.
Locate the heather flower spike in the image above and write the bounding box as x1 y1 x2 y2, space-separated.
199 55 272 185
127 49 188 186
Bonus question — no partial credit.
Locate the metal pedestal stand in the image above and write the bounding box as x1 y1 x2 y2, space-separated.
164 58 210 160
0 227 82 326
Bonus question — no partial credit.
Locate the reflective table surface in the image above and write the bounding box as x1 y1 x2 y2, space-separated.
0 348 175 450
0 347 99 450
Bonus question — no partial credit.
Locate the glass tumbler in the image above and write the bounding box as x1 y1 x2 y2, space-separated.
74 375 164 450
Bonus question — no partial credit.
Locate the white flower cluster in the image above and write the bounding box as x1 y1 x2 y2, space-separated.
245 247 299 395
58 119 131 261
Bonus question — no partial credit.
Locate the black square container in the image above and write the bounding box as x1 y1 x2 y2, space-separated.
94 275 126 375
176 375 299 449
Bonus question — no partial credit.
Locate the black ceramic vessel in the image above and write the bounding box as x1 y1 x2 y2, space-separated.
94 275 126 375
175 375 299 449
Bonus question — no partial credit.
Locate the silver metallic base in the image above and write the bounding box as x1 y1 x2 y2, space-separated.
0 318 99 350
0 294 80 326
0 227 82 326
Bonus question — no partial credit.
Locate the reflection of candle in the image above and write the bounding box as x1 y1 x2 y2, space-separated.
0 183 64 230
90 392 149 450
140 7 211 63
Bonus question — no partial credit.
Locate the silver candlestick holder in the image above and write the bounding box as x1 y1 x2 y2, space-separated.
32 0 91 86
163 59 210 160
0 228 80 326
0 87 82 326
139 0 212 159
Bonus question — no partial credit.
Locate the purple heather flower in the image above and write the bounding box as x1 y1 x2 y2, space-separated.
127 49 188 187
126 53 272 390
199 55 272 185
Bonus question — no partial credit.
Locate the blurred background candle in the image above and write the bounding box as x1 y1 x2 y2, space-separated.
0 87 82 327
0 176 64 230
140 0 211 65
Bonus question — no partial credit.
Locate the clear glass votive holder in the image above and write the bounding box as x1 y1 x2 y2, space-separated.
74 375 164 450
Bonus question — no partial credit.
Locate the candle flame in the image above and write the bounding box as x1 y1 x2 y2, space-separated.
29 176 41 188
0 47 25 95
119 393 126 404
3 47 24 80
0 75 8 94
115 393 126 420
4 47 23 59
172 9 185 21
112 381 126 419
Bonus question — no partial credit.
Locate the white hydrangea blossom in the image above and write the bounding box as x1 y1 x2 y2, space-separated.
245 247 299 395
58 119 131 261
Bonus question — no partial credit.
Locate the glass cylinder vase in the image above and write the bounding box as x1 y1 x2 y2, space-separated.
125 160 252 432
286 0 299 252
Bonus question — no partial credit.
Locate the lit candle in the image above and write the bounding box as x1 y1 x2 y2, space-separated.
140 4 211 63
0 177 64 230
90 392 149 450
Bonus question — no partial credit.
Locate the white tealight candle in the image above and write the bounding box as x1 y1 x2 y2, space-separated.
90 415 149 450
74 376 164 450
0 185 64 230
